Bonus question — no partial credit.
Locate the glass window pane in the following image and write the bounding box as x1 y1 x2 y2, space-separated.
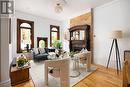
52 32 58 44
39 40 45 48
21 28 31 50
80 30 85 40
20 23 31 28
52 27 58 31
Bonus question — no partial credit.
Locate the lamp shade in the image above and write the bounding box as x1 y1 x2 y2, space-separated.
110 30 123 39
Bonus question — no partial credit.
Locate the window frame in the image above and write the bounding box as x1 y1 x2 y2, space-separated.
50 25 60 46
17 19 34 53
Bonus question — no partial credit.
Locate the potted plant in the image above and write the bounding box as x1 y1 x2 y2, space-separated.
16 55 28 68
52 40 62 49
52 40 63 56
69 51 79 58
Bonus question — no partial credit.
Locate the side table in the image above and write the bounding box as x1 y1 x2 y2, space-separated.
10 66 31 86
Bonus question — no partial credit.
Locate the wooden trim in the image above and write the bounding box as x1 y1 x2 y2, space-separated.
31 22 34 50
50 25 60 46
20 27 32 29
0 15 2 82
123 60 129 87
17 19 34 53
91 8 94 64
69 24 89 31
17 19 20 53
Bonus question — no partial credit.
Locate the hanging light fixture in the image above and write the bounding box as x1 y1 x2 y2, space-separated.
55 3 63 13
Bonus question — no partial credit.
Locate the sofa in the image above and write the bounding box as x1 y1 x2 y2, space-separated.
32 47 55 61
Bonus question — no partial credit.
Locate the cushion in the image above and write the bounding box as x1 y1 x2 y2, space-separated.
39 48 45 54
44 47 49 53
33 48 39 54
83 48 88 53
80 48 85 53
80 48 88 53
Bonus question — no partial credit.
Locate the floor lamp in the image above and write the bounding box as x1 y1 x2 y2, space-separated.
106 30 123 73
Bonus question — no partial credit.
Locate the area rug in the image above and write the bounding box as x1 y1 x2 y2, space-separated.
30 60 96 87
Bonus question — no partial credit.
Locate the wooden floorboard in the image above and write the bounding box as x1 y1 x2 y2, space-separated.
12 80 35 87
13 64 122 87
73 64 122 87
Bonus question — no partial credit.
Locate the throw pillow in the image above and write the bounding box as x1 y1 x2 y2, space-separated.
84 48 88 53
39 48 45 54
33 48 39 54
80 48 85 53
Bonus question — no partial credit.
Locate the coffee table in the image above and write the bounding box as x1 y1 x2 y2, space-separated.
47 53 81 78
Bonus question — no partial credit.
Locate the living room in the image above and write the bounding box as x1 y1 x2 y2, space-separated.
0 0 130 87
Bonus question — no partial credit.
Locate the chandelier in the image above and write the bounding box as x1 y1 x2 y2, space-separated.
55 3 63 13
54 0 67 13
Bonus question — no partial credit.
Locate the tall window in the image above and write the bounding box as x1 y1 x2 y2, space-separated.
50 25 60 46
17 19 34 53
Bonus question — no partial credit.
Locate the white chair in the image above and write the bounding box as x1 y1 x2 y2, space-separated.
75 51 91 72
44 58 70 87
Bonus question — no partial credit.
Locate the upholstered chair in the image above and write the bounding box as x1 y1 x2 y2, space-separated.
44 58 70 87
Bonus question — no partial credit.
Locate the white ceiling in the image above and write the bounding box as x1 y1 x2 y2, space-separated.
15 0 114 21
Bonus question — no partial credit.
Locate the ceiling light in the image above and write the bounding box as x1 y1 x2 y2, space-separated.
55 3 63 13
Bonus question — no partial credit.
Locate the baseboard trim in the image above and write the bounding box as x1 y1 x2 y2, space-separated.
0 79 11 87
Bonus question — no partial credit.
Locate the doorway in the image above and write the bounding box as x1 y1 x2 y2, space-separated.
37 37 48 48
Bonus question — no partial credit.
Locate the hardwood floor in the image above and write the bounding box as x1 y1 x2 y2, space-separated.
73 64 122 87
13 80 35 87
13 64 122 87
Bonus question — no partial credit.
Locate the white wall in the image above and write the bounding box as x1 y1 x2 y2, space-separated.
12 11 62 58
0 18 11 87
61 20 70 52
93 0 130 68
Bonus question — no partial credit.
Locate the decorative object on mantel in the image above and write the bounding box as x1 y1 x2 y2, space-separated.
107 30 123 73
16 54 30 68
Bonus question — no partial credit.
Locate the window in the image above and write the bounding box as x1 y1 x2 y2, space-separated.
50 25 60 46
17 19 34 53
